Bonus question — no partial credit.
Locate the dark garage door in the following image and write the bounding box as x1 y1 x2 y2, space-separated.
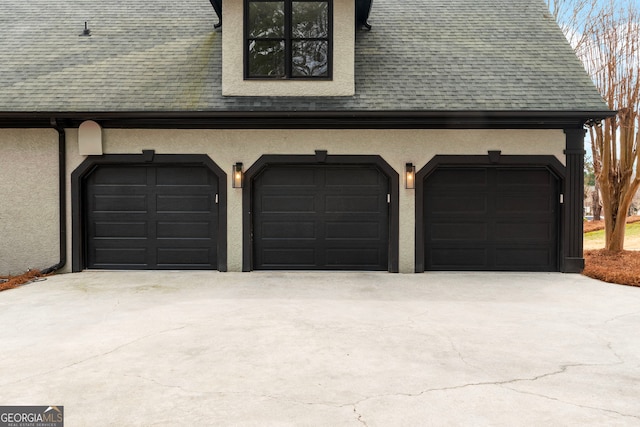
253 165 389 270
424 167 558 271
85 164 219 269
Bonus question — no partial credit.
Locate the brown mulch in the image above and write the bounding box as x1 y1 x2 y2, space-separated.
0 270 47 292
583 250 640 287
584 215 640 233
583 216 640 287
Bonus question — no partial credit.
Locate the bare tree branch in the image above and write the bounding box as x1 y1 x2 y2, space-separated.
552 0 640 251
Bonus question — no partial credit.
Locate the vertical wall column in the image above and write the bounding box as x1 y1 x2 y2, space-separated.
563 128 586 273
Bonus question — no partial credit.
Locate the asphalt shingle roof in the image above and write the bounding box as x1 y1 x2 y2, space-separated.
0 0 608 113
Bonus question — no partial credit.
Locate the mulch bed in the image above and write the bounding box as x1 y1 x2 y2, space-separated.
0 270 46 292
583 250 640 287
582 216 640 287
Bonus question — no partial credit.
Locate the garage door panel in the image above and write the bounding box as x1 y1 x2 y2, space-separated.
325 195 381 213
156 195 212 213
430 248 488 269
496 194 553 213
430 222 488 240
253 165 389 270
85 164 219 270
93 248 148 266
260 168 316 186
91 237 149 247
325 221 381 239
428 194 487 214
260 195 316 213
89 185 148 195
91 167 148 185
427 169 487 187
325 168 381 186
262 248 316 267
94 221 148 238
497 169 550 185
157 248 211 266
156 221 211 239
494 222 553 241
262 221 316 239
93 195 148 212
424 166 558 271
326 248 382 267
495 248 553 269
156 167 212 186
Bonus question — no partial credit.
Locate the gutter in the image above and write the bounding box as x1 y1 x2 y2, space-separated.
41 119 66 274
0 110 616 130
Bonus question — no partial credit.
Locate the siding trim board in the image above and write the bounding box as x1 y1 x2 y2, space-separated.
415 154 566 273
71 153 228 272
242 154 400 272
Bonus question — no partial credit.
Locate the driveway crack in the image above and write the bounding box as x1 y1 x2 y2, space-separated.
447 337 488 374
348 362 624 421
1 325 189 387
502 386 640 421
602 310 640 325
353 405 368 426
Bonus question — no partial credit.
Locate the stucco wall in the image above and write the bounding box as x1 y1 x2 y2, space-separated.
62 128 566 273
0 129 59 275
222 0 355 96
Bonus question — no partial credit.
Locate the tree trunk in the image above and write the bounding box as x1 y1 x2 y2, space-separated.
606 214 627 251
592 182 601 221
601 171 640 251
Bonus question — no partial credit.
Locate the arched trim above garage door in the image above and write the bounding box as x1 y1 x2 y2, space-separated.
242 153 399 272
415 153 566 273
71 152 227 272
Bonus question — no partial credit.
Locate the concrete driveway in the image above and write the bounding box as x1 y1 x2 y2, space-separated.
1 271 639 426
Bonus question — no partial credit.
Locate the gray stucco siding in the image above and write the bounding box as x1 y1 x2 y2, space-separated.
0 129 59 275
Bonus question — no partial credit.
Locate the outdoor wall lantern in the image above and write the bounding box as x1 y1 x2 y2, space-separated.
405 163 416 189
232 162 244 188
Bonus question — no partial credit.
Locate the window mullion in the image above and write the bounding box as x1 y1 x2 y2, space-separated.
285 0 292 78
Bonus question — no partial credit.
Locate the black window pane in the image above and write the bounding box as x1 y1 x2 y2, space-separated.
249 2 285 38
292 2 328 38
292 40 328 77
249 40 285 77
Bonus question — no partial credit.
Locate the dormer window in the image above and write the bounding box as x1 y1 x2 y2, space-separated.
245 0 332 79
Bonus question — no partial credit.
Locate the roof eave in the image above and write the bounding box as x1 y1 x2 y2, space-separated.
0 110 615 130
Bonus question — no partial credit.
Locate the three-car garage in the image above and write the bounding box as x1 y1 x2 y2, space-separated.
73 153 564 273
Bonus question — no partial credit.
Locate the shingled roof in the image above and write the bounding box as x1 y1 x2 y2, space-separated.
0 0 608 115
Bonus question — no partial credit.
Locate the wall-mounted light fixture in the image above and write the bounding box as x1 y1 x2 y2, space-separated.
405 163 416 189
232 162 244 188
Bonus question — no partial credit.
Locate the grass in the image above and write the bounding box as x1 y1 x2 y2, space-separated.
583 221 640 250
